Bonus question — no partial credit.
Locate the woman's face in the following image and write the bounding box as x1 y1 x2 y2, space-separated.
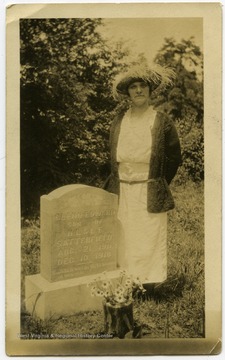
127 81 150 107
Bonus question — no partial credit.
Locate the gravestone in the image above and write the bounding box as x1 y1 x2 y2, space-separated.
40 185 118 282
25 185 123 320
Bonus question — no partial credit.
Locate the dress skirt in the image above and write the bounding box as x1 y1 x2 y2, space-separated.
118 181 167 284
116 106 167 284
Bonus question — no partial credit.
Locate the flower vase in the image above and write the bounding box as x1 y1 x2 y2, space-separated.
103 301 133 339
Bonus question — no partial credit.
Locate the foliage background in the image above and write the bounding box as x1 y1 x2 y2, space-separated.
20 18 203 216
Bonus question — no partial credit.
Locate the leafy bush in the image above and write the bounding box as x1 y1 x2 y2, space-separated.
181 126 204 182
174 114 204 183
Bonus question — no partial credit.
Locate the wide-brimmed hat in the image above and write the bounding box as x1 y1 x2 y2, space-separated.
113 63 175 99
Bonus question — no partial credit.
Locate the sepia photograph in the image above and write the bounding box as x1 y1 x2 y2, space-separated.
6 2 222 356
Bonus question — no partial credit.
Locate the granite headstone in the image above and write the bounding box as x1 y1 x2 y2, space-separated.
41 185 119 281
25 185 122 319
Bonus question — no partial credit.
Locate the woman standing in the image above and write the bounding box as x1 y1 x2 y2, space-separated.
106 64 182 288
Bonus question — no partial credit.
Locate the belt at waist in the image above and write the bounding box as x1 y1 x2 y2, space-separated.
119 177 163 185
118 162 149 182
120 179 148 185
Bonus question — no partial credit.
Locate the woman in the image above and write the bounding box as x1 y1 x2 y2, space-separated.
106 63 182 288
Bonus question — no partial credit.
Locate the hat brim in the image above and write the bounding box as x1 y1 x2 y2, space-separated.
113 64 176 100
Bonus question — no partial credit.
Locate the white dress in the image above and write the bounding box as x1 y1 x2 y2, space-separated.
117 106 167 284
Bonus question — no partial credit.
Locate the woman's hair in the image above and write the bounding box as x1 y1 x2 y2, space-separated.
125 78 152 96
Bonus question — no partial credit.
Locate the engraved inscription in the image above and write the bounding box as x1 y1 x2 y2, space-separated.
51 208 117 280
41 186 119 282
55 208 116 221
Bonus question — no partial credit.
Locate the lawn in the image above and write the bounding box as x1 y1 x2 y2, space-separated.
21 180 204 338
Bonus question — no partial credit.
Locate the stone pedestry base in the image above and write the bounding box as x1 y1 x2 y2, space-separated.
25 269 121 320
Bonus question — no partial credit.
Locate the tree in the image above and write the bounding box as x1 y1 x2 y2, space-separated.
20 18 128 215
153 38 204 182
153 37 203 123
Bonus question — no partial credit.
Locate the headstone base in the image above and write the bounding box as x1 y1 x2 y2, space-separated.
25 269 122 320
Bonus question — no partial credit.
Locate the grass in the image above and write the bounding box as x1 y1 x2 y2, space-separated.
21 180 204 338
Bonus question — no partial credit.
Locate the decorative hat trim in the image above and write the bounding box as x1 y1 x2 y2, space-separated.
112 63 176 100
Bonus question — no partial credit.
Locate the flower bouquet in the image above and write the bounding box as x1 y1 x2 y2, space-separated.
88 270 146 338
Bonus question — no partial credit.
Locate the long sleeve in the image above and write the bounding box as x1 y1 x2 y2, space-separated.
104 113 123 195
164 118 182 185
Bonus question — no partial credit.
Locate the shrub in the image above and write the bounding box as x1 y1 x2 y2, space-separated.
174 115 204 183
